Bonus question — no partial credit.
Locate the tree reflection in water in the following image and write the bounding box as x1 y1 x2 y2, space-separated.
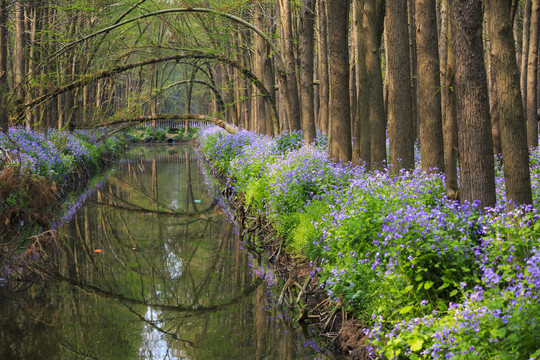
0 145 332 360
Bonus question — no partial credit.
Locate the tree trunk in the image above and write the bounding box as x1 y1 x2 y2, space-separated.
521 0 532 108
386 0 415 174
408 0 419 139
0 0 8 131
327 0 352 162
449 0 496 208
277 0 301 131
440 3 459 199
15 0 26 127
485 0 533 208
363 0 387 169
317 0 329 134
354 0 371 166
300 0 316 143
252 4 267 135
416 0 444 173
527 0 539 147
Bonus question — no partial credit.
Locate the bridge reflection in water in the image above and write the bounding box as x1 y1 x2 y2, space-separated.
0 144 332 360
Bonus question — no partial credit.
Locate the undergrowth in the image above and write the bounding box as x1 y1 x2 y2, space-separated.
198 125 540 359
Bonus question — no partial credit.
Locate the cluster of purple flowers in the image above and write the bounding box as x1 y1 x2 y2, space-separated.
0 127 123 182
198 126 540 359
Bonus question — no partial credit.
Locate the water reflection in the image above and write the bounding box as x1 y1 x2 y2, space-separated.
0 145 330 360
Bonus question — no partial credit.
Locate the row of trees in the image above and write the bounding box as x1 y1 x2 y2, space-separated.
1 0 539 209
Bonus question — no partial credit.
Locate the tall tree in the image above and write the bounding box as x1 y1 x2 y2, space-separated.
277 0 301 131
0 0 8 131
439 2 459 199
354 0 371 166
527 0 539 147
386 0 414 174
300 0 316 143
362 0 386 169
327 0 352 162
317 0 329 134
449 0 496 208
14 0 26 127
415 0 444 173
485 0 533 208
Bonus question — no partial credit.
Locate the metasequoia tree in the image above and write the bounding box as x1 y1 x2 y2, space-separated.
415 0 444 173
439 1 459 199
386 0 414 174
361 0 386 169
449 0 496 208
485 0 533 207
299 0 316 143
527 0 539 147
0 0 8 131
327 0 352 162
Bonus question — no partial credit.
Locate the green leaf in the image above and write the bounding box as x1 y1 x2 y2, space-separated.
424 281 434 290
408 337 424 352
449 289 458 297
400 305 414 314
437 282 450 291
490 328 507 338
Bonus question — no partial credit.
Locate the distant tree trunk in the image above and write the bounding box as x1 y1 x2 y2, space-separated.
277 0 301 131
264 52 276 136
355 0 371 166
15 0 26 127
521 0 532 108
408 0 419 139
0 0 8 131
252 4 267 135
327 0 352 162
363 0 386 169
386 0 415 174
415 0 444 173
300 0 316 143
440 2 459 199
317 0 329 134
449 0 496 208
527 0 539 147
485 0 533 208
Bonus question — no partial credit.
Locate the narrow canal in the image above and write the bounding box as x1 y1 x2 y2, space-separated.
0 145 333 360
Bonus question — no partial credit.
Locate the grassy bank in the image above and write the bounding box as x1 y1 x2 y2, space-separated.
0 127 126 244
198 126 540 359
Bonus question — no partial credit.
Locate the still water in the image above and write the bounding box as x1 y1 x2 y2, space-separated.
0 145 332 360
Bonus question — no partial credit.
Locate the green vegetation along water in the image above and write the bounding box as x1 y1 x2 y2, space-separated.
0 144 332 360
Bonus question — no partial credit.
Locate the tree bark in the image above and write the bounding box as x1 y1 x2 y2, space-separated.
527 0 539 147
521 0 532 108
0 0 8 131
440 3 459 199
277 0 302 131
317 0 329 134
14 0 26 126
252 3 267 135
386 0 415 174
300 0 316 143
327 0 352 162
363 0 387 169
415 0 444 173
485 0 533 208
354 0 371 166
449 0 496 208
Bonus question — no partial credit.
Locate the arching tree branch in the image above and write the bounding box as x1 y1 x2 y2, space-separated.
47 8 285 71
18 51 279 134
92 113 239 135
